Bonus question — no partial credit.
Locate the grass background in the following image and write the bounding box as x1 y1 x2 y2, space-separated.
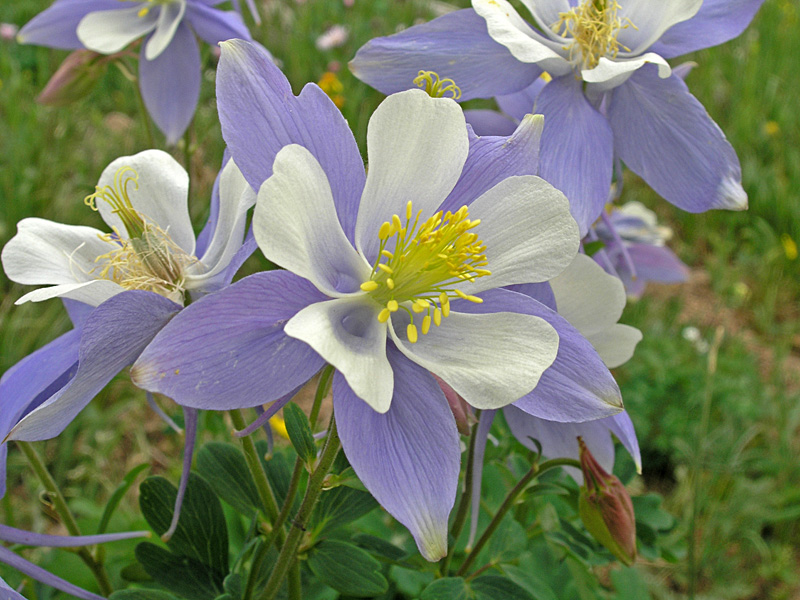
1 0 799 598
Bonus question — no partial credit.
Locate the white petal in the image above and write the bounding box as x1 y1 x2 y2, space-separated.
2 218 111 286
549 254 626 337
254 145 371 297
284 296 394 413
16 280 123 307
390 310 559 410
518 0 571 33
144 0 186 60
77 5 158 54
94 150 195 254
464 175 579 294
587 324 643 369
355 90 469 261
188 159 255 286
472 0 572 74
617 0 702 55
582 53 671 91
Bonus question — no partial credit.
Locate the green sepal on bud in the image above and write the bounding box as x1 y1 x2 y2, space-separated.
577 437 637 566
36 50 111 107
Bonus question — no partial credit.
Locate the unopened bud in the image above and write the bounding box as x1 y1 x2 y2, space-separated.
434 375 475 436
37 50 108 107
577 437 637 565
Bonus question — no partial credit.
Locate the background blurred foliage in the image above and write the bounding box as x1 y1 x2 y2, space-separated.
1 0 799 598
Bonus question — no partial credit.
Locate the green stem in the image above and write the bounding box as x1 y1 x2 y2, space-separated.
131 70 155 149
287 560 302 600
229 410 282 527
456 457 580 576
260 416 341 600
441 416 480 575
309 365 334 431
17 441 114 597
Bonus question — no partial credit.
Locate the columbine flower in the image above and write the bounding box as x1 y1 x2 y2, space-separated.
591 201 690 297
17 0 252 143
130 39 583 561
350 0 764 234
0 150 254 501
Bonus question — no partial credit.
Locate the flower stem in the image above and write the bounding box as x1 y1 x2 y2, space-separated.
309 365 334 430
130 69 155 149
229 409 282 526
17 441 114 597
441 417 480 575
260 415 341 600
456 457 580 575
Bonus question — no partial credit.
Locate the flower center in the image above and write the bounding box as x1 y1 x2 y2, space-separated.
359 201 490 343
552 0 635 70
413 71 462 100
84 166 195 304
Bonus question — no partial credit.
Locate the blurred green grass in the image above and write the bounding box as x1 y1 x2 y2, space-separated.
1 0 799 598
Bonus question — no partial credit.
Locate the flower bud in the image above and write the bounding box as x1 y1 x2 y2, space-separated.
434 375 475 436
36 50 108 107
577 437 637 565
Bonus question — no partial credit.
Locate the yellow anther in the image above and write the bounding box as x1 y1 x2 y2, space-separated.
386 278 395 290
407 324 419 344
441 302 450 318
439 292 449 306
553 0 634 70
378 308 391 323
433 308 442 326
387 300 399 312
379 222 393 239
406 201 413 221
138 6 150 17
392 214 402 230
378 264 393 274
475 269 492 276
411 301 426 313
360 280 379 292
381 250 394 259
422 315 432 335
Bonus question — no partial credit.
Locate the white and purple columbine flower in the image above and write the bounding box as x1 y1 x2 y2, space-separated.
127 39 623 561
0 150 255 503
17 0 252 143
350 0 764 235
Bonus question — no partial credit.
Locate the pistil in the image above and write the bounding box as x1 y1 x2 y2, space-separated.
552 0 635 70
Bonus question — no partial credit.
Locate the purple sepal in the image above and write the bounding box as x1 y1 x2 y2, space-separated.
162 406 198 541
333 344 460 562
349 9 540 101
186 1 251 46
132 271 326 410
537 75 614 236
0 328 81 498
609 65 746 214
6 291 181 443
217 39 365 242
0 545 104 600
195 150 230 258
650 0 765 58
139 23 201 145
440 116 542 214
496 78 547 123
234 385 302 438
0 523 148 547
463 110 517 137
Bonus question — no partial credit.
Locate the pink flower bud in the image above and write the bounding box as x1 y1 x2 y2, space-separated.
578 437 637 565
434 375 475 436
36 50 107 107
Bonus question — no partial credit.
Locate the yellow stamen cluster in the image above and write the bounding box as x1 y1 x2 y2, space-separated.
85 166 195 304
317 71 345 108
360 201 490 343
552 0 636 70
413 70 462 100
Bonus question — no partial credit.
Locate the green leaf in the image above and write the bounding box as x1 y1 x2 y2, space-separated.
611 567 651 600
472 576 535 600
311 485 378 536
632 494 675 532
486 517 526 564
582 240 605 256
97 463 150 534
419 577 469 600
223 573 243 600
110 590 180 600
353 534 408 562
120 562 152 582
196 442 260 516
501 565 560 600
283 403 317 465
137 474 229 597
135 543 224 600
306 539 388 597
255 442 292 506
